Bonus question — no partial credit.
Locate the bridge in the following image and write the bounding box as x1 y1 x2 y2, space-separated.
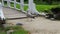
3 7 27 20
1 0 60 34
1 0 40 20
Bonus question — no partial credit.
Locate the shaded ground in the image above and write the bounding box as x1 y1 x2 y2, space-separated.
3 7 60 34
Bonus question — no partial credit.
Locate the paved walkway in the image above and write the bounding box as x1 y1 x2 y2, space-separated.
6 17 60 34
3 7 60 34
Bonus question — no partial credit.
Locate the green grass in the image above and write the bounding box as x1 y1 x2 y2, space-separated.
11 3 20 9
4 3 60 12
36 5 59 12
0 26 28 34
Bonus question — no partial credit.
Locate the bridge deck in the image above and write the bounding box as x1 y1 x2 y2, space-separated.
3 7 27 19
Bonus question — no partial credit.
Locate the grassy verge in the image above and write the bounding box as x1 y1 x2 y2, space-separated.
0 26 28 34
4 3 60 12
36 5 59 12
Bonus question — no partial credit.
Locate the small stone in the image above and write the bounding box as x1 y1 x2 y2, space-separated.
16 23 23 26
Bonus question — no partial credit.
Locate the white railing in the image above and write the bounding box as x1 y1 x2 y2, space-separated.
2 0 26 13
2 0 40 15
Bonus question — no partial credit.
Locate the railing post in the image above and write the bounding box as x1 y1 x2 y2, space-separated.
28 0 40 15
20 0 24 12
14 0 16 9
7 0 10 7
29 0 33 10
0 2 5 20
2 0 4 6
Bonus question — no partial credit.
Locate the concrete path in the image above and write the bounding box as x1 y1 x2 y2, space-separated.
6 17 60 34
3 7 60 34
